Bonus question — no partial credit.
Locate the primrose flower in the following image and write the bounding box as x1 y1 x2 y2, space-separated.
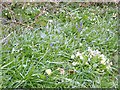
45 69 52 75
85 62 89 65
100 54 106 61
101 70 104 72
48 20 53 23
88 47 101 56
57 68 65 75
76 52 81 57
106 61 112 70
88 47 95 56
94 50 101 56
71 54 75 59
100 59 106 65
91 50 101 56
110 62 113 65
76 52 84 60
88 47 92 53
60 68 65 75
106 64 111 70
97 69 100 71
72 62 78 66
80 55 84 60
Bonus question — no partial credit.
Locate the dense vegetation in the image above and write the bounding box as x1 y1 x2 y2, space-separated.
1 2 118 88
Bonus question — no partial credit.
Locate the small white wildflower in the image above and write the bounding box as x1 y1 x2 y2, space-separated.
101 70 104 72
99 54 107 64
45 69 52 75
88 47 95 56
85 62 89 65
89 54 92 58
106 60 109 64
23 64 27 68
88 47 92 52
100 59 106 65
91 51 95 56
97 69 100 71
57 68 65 75
22 6 24 9
76 52 84 60
100 54 106 59
80 55 84 60
71 54 75 59
18 13 20 15
76 52 81 57
5 13 7 15
110 62 113 65
48 20 53 23
90 50 100 56
88 47 101 56
106 64 111 70
72 62 78 66
95 50 101 56
79 43 82 46
27 3 30 5
59 68 65 75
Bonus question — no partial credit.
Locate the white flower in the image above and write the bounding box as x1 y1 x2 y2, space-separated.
88 47 94 56
71 54 75 59
85 62 89 65
97 69 100 71
72 62 78 66
101 70 104 72
100 54 106 59
76 52 81 57
57 68 65 75
100 59 106 65
80 55 84 60
5 13 8 15
76 52 84 60
48 20 53 23
88 47 101 56
105 61 112 70
79 43 82 46
100 54 106 64
88 47 92 52
106 64 111 70
59 68 65 75
110 62 113 65
95 50 101 56
90 50 100 56
45 69 52 75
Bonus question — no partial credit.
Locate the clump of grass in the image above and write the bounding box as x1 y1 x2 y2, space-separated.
1 2 118 88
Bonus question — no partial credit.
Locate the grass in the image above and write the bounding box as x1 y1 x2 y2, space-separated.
1 2 118 88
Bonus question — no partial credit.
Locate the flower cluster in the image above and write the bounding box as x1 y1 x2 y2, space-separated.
70 47 113 71
87 47 113 69
71 51 84 60
46 47 113 77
